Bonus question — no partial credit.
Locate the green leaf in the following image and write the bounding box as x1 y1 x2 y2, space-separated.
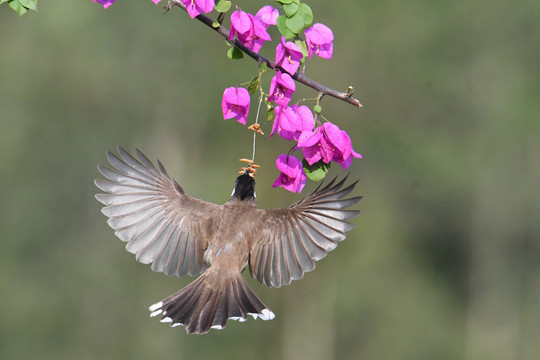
214 0 231 13
283 2 299 17
247 76 259 95
19 0 37 10
295 39 309 57
212 20 220 28
285 13 305 34
276 0 293 4
0 0 11 4
8 0 28 16
297 3 313 28
266 106 275 122
303 159 330 182
259 62 269 74
313 104 322 113
276 15 295 40
227 46 244 60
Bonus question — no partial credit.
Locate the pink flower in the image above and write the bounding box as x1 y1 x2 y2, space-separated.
272 154 307 193
293 104 315 135
333 129 362 169
297 122 361 169
180 0 215 19
268 71 295 107
222 87 250 125
93 0 115 8
275 36 303 75
229 10 272 54
255 6 279 29
297 128 326 164
271 105 314 141
304 23 334 59
270 106 297 140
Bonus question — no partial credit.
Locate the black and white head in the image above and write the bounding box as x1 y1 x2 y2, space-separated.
231 173 255 201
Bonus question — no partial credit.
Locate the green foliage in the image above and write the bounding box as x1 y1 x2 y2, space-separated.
276 15 296 40
302 159 330 182
214 0 231 13
283 2 299 17
226 45 243 60
276 1 313 39
2 0 37 16
266 100 275 122
247 76 259 95
285 13 305 34
298 3 313 27
295 39 309 57
259 62 270 74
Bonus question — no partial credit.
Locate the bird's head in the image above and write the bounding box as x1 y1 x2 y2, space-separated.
231 172 256 201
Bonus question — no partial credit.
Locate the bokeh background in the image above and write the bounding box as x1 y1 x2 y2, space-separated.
1 1 539 359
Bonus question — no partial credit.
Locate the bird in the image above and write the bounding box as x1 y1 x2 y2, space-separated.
95 147 362 334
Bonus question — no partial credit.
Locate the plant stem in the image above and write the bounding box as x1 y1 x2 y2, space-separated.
166 0 363 108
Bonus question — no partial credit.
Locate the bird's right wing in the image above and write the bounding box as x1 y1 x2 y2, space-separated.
248 177 362 288
95 147 221 277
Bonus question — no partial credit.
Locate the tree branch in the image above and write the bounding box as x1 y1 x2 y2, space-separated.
166 0 363 108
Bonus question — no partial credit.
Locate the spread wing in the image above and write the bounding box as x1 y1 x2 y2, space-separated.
248 177 361 288
95 147 220 277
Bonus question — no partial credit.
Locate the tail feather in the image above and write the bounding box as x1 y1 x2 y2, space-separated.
149 270 275 334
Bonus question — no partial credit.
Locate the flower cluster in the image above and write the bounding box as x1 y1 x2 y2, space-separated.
94 0 360 194
220 5 357 193
229 10 272 54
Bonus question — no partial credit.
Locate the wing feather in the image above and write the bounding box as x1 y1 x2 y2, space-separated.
248 178 361 288
95 147 220 278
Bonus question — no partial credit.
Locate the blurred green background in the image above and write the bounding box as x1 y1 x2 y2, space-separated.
1 1 539 359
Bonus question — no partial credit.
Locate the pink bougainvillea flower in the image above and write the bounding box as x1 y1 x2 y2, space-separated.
272 154 307 193
222 87 250 125
270 106 298 140
93 0 115 8
255 5 279 29
180 0 215 19
229 10 272 54
297 127 325 164
305 23 334 59
268 71 295 107
275 36 303 75
333 129 362 169
292 104 315 136
297 122 361 169
150 0 162 4
271 105 314 140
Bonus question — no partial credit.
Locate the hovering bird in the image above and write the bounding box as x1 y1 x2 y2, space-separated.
95 147 361 334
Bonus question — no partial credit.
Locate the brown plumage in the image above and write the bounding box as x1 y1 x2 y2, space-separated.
95 147 362 334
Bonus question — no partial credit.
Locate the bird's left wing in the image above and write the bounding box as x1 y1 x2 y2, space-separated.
248 177 362 288
95 147 220 277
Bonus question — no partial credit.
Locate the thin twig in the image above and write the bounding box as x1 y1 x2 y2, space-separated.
252 92 264 162
166 0 363 108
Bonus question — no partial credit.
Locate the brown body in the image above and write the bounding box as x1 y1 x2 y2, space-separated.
96 147 361 334
204 200 256 271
